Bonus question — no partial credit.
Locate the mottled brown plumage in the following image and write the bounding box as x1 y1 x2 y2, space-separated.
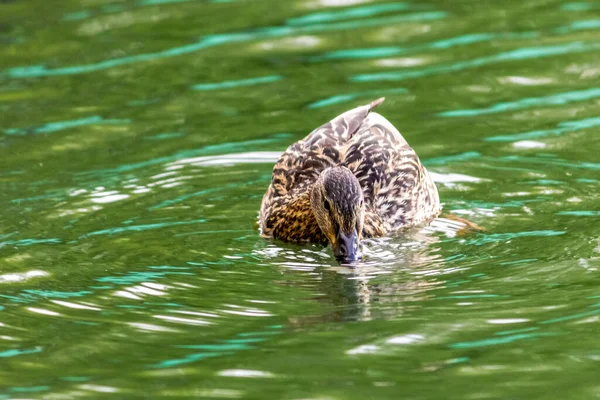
259 98 440 259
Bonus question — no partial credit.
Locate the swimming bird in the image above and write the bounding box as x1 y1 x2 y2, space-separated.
259 98 440 263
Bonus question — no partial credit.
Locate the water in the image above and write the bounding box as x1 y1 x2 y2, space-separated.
1 0 600 398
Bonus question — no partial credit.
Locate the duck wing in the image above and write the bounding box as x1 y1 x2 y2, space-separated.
342 109 440 230
267 98 388 198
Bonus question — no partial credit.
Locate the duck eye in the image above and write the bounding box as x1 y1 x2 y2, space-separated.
324 199 331 211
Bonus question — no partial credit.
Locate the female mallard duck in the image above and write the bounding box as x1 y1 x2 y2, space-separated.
259 98 440 262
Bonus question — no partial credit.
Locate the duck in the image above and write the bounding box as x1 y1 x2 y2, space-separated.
259 97 441 263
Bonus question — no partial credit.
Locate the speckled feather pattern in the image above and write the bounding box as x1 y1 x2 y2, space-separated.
259 98 440 242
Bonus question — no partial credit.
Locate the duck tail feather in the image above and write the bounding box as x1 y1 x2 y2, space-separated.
368 97 385 111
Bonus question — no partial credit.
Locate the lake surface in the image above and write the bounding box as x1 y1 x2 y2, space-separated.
1 0 600 398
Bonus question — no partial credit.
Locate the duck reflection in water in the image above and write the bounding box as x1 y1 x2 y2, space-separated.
256 222 467 323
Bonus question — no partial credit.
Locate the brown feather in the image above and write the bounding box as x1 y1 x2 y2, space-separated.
259 98 440 242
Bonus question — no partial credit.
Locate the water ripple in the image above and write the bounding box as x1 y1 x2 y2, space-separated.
287 2 420 26
485 116 600 142
439 87 600 117
311 32 536 62
0 347 43 358
192 75 282 91
5 11 446 79
307 87 408 108
4 116 130 136
84 219 208 237
352 41 600 82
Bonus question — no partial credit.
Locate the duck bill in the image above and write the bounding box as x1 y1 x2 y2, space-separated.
332 229 360 263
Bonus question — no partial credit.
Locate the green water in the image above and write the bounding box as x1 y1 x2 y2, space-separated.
1 0 600 398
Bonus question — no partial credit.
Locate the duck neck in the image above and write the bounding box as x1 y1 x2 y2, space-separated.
268 189 327 243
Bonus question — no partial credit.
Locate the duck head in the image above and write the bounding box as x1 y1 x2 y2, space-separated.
310 166 365 263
